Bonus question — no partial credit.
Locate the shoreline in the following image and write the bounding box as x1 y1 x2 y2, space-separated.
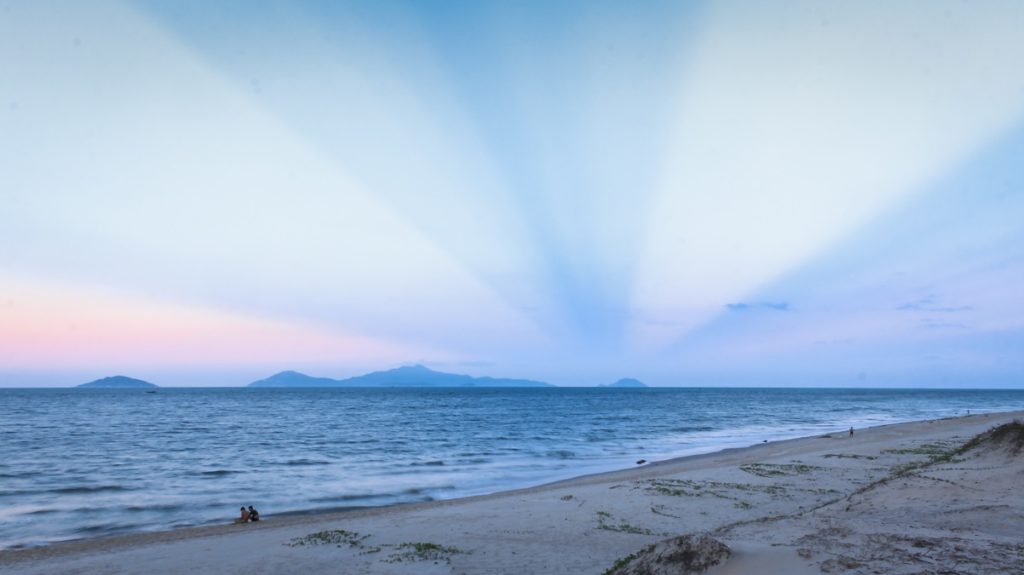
4 409 1022 574
4 386 1019 556
0 411 966 555
0 409 941 551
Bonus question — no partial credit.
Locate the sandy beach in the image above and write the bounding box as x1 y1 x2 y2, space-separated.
3 410 1021 575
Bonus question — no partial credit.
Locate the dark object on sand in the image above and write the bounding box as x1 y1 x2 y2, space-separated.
636 459 647 465
607 532 731 574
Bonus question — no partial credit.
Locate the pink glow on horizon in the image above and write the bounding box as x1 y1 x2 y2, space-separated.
0 278 443 370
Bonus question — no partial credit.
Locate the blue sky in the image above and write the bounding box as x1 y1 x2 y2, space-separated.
1 0 1022 386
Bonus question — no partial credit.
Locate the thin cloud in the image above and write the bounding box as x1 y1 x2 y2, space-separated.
897 297 973 313
918 318 969 330
725 301 791 312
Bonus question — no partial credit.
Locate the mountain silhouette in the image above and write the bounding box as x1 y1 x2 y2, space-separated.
248 365 552 388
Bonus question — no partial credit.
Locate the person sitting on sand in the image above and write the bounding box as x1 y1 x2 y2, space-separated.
248 506 260 522
234 506 250 524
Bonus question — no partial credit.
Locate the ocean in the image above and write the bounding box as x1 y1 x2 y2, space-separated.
2 386 1023 550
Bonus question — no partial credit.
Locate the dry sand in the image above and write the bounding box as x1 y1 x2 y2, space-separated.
2 410 1022 575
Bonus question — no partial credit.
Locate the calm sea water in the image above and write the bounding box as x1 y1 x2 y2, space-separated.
2 386 1023 549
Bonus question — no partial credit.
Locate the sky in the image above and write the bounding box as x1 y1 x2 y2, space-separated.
1 0 1023 387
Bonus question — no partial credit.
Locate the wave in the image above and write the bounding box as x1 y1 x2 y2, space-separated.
53 485 133 495
283 459 332 467
198 469 238 477
76 522 140 536
123 504 184 513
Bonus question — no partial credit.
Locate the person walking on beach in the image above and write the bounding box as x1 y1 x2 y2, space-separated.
234 506 250 524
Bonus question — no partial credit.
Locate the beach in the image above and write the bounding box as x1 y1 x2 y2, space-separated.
3 410 1021 575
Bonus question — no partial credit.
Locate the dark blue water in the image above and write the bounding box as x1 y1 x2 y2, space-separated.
2 386 1022 549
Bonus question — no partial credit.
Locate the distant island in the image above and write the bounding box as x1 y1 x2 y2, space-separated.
248 371 339 387
77 375 158 389
249 364 553 388
602 378 648 388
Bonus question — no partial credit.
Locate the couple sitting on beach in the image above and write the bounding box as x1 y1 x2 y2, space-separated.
234 505 260 524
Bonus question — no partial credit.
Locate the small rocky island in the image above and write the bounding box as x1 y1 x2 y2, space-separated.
603 378 648 388
77 375 158 389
